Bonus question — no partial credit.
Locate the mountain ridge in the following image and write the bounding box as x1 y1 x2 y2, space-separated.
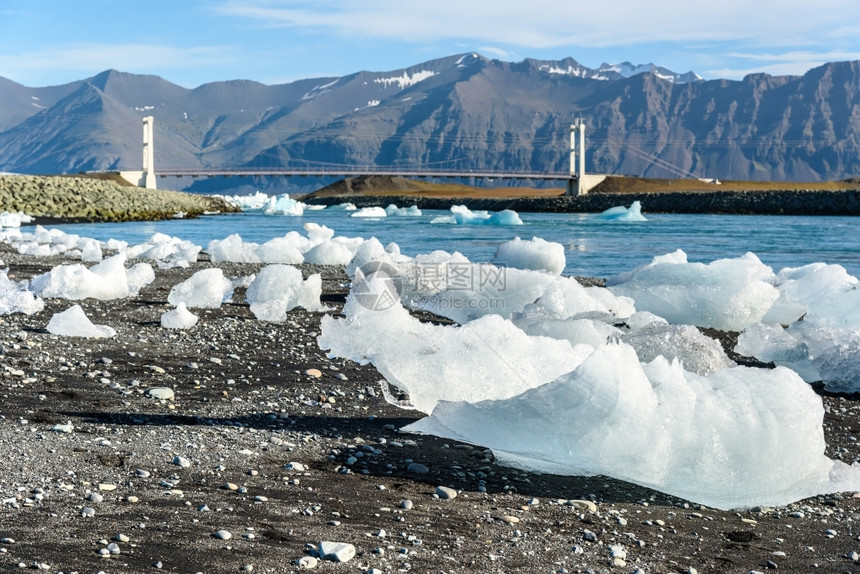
2 53 860 190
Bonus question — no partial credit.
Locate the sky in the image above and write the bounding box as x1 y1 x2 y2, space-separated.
1 0 860 88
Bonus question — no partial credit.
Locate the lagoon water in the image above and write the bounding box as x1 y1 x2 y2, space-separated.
47 208 860 279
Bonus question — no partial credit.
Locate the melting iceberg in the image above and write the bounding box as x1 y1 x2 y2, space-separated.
351 206 388 218
161 302 199 329
167 268 234 309
596 201 647 221
320 274 860 509
245 264 329 321
493 237 566 275
431 205 523 225
263 194 306 216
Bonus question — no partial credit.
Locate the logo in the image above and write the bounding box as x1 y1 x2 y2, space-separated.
353 261 403 311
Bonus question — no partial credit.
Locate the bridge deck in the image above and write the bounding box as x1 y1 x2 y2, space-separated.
152 168 574 181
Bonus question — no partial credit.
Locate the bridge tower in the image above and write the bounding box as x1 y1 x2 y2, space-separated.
119 116 157 189
565 118 604 196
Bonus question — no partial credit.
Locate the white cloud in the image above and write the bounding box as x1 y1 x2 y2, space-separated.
214 0 860 50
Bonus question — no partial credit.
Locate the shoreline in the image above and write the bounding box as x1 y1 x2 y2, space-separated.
0 247 859 573
304 188 860 216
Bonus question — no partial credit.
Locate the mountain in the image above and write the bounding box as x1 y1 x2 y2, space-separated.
2 53 860 190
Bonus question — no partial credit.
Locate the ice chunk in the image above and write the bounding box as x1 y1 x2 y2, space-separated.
30 253 132 300
214 191 270 210
607 251 779 331
126 233 201 266
263 194 305 216
431 205 523 225
303 238 363 266
385 204 422 216
413 265 557 324
319 278 593 413
245 264 328 321
47 304 116 338
167 268 233 309
126 263 155 296
622 322 735 375
595 201 647 221
493 237 566 275
161 302 199 329
771 263 860 328
406 343 860 510
0 269 44 315
351 206 388 218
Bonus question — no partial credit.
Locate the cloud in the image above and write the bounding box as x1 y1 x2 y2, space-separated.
214 0 860 50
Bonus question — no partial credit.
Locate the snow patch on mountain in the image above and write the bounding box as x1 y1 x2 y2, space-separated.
374 70 436 90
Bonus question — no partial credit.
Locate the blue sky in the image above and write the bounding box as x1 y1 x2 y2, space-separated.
2 0 859 88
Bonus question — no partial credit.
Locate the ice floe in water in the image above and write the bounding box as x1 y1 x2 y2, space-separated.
595 200 647 221
320 279 860 509
351 206 388 218
431 205 523 225
47 304 116 338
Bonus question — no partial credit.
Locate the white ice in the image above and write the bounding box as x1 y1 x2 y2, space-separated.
30 253 153 301
319 279 593 413
385 204 422 216
125 233 201 268
595 201 648 221
405 343 860 510
167 268 234 309
607 250 780 331
0 269 44 315
262 194 305 216
492 237 566 275
351 206 388 218
207 233 304 264
245 264 328 321
0 211 33 228
47 304 116 338
214 191 270 210
161 302 199 329
431 205 523 225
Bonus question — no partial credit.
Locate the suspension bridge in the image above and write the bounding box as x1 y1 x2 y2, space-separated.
116 117 608 196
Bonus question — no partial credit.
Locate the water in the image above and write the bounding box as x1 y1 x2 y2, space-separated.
45 209 860 279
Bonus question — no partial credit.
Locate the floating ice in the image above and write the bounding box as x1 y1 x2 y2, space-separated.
167 268 233 309
327 202 358 211
214 191 270 210
607 251 779 331
351 206 388 218
263 194 305 216
47 304 116 338
245 264 328 321
405 343 860 510
161 302 199 329
431 205 523 225
596 201 647 221
492 237 566 275
385 204 422 216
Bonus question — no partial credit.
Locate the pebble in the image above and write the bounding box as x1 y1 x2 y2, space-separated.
135 469 151 478
295 555 318 568
305 368 323 378
50 421 74 433
173 456 191 468
407 463 428 474
146 387 175 400
500 515 520 524
400 499 413 510
582 530 597 542
318 541 356 562
567 499 597 513
435 486 457 499
81 507 96 517
284 462 306 471
214 530 232 540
